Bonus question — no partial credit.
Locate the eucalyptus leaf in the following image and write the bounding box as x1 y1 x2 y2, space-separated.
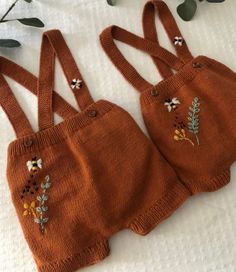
177 0 197 21
207 0 225 2
0 39 21 48
18 18 44 28
107 0 116 6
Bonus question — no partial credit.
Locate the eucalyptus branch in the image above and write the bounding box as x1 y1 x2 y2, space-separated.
0 0 19 22
0 0 44 48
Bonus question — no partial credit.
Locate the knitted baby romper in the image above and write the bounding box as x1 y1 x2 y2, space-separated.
0 29 190 271
100 0 236 194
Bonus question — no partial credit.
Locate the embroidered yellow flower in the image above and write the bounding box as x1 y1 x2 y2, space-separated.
23 201 37 218
174 129 195 146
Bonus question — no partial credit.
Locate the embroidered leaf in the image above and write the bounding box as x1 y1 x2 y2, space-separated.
36 206 48 213
41 182 51 190
42 217 48 223
34 218 41 224
37 194 48 202
34 217 48 224
187 97 200 145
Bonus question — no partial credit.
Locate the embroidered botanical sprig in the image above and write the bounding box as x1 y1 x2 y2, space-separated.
35 175 51 234
22 175 52 234
187 97 200 145
174 129 195 146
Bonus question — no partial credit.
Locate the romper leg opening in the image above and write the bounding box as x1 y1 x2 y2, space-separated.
38 239 110 272
128 181 190 235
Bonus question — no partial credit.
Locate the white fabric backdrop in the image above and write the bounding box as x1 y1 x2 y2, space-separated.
0 0 236 271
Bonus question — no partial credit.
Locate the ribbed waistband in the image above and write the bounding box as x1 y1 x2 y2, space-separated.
8 100 115 157
141 55 214 105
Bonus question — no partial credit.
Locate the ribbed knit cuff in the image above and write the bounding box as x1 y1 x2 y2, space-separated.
183 168 231 194
129 181 190 235
38 240 110 272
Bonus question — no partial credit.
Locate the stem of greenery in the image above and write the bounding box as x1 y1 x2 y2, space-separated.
0 0 19 22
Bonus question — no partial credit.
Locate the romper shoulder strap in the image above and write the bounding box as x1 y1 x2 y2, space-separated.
0 71 33 138
100 25 185 93
142 0 193 79
0 56 78 138
38 30 94 130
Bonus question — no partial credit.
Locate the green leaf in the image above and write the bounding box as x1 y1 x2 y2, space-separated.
18 18 44 28
177 0 197 21
107 0 116 6
23 0 33 3
0 39 21 48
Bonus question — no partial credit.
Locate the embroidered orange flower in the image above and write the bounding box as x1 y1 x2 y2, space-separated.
174 129 195 146
23 201 37 218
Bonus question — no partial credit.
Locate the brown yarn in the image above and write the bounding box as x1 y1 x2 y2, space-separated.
1 29 189 271
100 0 236 194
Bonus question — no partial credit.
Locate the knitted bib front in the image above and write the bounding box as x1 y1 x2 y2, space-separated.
0 30 189 271
100 0 236 194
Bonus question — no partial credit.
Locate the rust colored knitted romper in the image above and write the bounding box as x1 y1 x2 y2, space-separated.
100 0 236 194
0 29 190 271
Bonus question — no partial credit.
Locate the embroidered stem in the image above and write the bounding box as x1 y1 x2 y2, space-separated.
195 135 200 146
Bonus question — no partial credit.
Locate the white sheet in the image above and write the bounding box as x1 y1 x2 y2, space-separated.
0 0 236 271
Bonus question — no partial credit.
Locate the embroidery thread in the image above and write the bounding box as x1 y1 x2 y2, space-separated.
187 97 200 145
174 129 195 146
164 97 180 112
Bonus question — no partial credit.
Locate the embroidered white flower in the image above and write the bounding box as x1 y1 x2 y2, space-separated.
71 78 83 89
164 98 180 112
174 36 184 46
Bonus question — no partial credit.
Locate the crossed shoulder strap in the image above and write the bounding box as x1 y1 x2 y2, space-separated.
100 0 194 93
0 29 94 138
143 0 193 79
38 30 94 130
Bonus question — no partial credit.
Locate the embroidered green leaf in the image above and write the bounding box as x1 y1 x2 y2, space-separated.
187 97 200 145
36 206 48 213
34 217 48 224
41 182 51 190
37 194 48 202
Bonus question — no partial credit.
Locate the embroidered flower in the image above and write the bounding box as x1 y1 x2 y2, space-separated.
164 98 180 112
174 129 194 146
23 201 37 217
26 157 42 173
71 78 83 89
174 36 184 46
